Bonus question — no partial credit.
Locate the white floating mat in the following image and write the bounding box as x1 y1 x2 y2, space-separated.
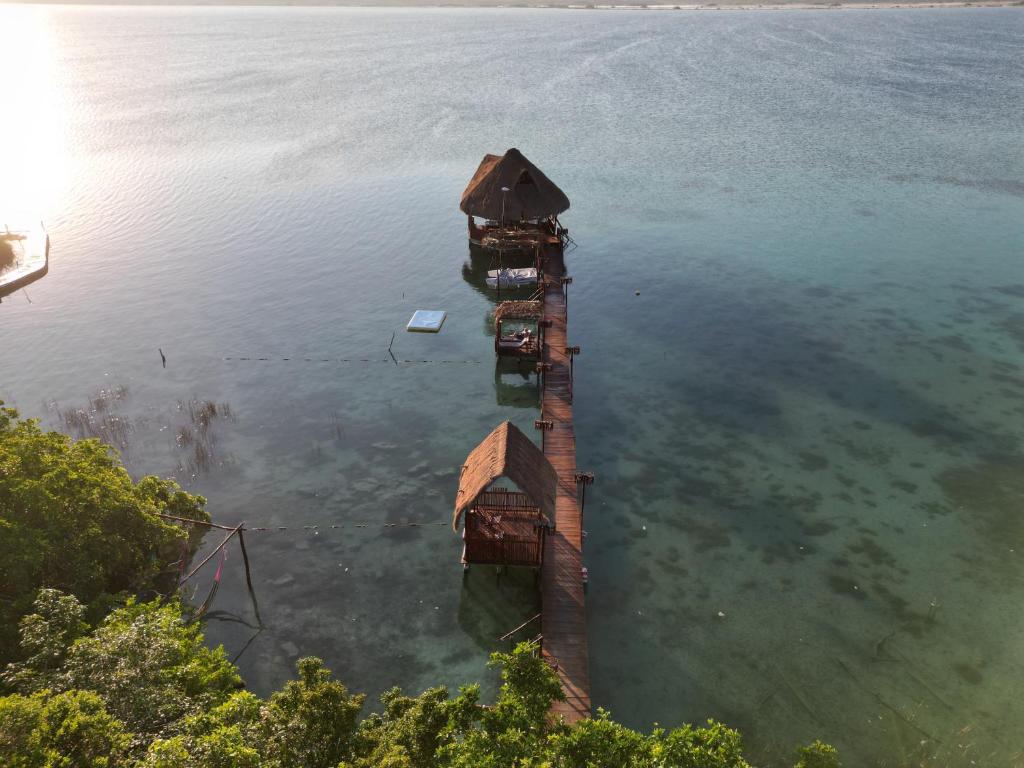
406 310 447 333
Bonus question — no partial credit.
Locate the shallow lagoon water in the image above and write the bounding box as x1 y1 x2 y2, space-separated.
1 5 1023 765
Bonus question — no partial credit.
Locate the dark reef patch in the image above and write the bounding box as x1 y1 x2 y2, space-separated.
827 573 866 600
848 536 897 569
937 334 973 353
953 663 983 686
890 479 918 494
937 458 1024 547
993 284 1024 298
802 520 839 537
798 451 829 471
678 517 733 553
996 313 1024 350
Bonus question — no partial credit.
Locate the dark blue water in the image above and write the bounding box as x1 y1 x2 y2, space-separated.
1 6 1022 765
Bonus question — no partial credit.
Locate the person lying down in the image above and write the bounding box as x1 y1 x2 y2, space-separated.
497 328 532 348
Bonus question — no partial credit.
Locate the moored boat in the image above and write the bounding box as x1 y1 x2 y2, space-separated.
0 223 49 301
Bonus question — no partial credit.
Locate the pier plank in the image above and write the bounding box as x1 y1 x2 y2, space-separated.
539 240 591 723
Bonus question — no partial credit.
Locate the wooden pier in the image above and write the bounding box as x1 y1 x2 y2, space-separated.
537 237 591 723
458 148 590 722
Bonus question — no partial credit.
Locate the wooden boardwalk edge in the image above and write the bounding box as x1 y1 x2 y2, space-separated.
539 239 591 722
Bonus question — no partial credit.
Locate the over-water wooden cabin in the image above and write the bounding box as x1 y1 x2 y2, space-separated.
494 300 544 360
453 421 556 570
460 148 570 253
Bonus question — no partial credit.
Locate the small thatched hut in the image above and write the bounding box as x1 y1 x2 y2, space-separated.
460 148 569 247
453 421 555 569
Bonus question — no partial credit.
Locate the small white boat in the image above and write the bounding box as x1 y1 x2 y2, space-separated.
486 267 538 289
0 224 49 301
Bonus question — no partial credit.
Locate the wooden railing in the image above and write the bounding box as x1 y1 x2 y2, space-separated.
464 535 544 567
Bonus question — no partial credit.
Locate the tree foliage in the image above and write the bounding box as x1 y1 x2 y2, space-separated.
0 689 130 768
4 591 240 752
0 591 838 768
0 404 209 663
0 408 839 767
794 740 841 768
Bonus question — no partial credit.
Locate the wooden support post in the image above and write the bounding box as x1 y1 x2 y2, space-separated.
538 319 552 360
574 471 595 523
534 418 553 452
535 361 551 391
237 528 263 628
560 276 572 317
565 345 580 400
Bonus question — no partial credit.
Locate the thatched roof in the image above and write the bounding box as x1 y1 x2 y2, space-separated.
494 300 543 323
460 148 570 222
452 421 556 530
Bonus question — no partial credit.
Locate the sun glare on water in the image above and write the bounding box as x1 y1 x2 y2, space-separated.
0 5 69 224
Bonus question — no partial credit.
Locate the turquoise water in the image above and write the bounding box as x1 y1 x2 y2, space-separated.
1 5 1022 765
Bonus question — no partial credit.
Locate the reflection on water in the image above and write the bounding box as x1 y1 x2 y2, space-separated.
494 360 541 409
0 6 70 220
0 6 1022 766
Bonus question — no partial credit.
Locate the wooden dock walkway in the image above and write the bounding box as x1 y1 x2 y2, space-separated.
539 238 591 723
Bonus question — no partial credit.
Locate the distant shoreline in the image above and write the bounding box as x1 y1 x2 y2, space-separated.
11 0 1024 8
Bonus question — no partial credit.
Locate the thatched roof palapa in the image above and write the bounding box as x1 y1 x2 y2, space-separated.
452 421 557 530
460 148 570 222
494 300 543 323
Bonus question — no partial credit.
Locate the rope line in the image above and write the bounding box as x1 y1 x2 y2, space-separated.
247 521 450 532
155 514 451 535
222 357 485 364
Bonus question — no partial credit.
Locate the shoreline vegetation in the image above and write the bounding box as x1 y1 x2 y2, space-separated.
0 405 843 765
10 0 1024 9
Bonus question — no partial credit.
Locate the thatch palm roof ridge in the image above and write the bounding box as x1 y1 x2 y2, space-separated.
460 148 570 222
452 421 557 530
494 300 544 323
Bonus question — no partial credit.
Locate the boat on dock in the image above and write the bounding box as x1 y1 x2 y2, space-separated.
0 224 49 301
486 267 538 289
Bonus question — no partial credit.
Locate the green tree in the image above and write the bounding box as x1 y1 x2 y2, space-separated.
794 740 840 768
546 709 651 767
142 692 263 768
2 608 839 768
439 642 563 768
2 590 88 693
650 720 751 768
0 404 209 663
260 656 365 768
0 689 130 768
145 657 365 768
4 591 240 752
350 685 467 768
0 404 841 767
